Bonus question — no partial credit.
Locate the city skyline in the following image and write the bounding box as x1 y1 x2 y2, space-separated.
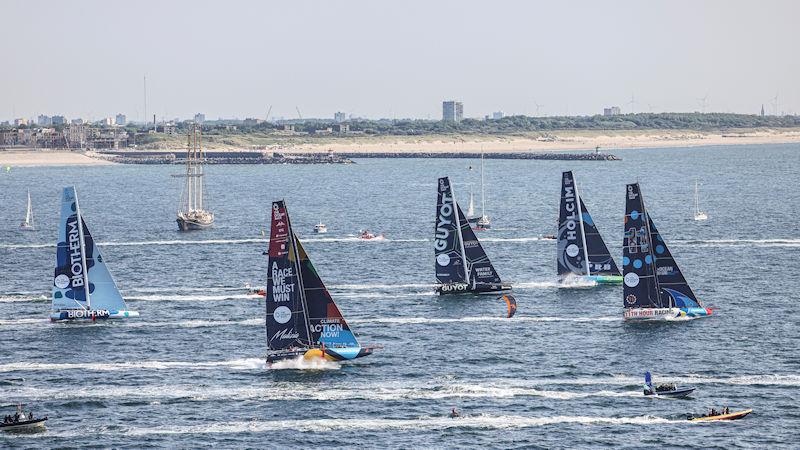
1 0 798 120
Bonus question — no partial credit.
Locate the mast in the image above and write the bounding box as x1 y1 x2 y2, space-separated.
197 127 203 210
73 190 91 309
574 182 591 276
451 183 470 283
639 190 664 307
285 204 313 345
694 180 699 215
480 152 486 217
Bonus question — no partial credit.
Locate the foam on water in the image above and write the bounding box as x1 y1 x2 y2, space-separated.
0 358 266 373
268 355 342 371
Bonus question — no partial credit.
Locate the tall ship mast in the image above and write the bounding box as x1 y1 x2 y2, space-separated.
176 124 214 231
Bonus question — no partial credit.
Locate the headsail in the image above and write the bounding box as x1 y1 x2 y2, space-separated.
435 177 467 284
52 187 127 312
295 238 359 348
265 201 311 350
558 171 619 277
579 196 620 276
646 216 703 308
458 204 502 286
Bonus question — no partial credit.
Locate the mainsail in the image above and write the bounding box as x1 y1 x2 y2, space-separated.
623 183 703 309
435 177 467 284
558 171 619 277
52 186 127 312
265 200 311 350
265 200 359 351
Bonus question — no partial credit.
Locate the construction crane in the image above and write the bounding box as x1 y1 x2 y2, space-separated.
266 105 273 122
295 106 303 120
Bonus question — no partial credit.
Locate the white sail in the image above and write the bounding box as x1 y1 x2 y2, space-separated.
20 190 34 230
693 180 708 221
467 190 475 218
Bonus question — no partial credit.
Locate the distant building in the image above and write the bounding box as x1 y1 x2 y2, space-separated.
492 111 504 120
442 101 464 122
334 111 346 123
14 118 27 126
115 114 127 126
194 113 205 124
37 115 52 126
603 107 621 116
51 115 67 125
332 123 350 133
71 118 84 125
243 118 263 126
761 104 765 117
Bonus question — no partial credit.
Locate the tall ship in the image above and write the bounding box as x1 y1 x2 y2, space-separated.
176 125 214 231
20 189 35 231
557 171 621 284
264 200 378 363
435 176 510 295
51 186 139 321
622 182 711 321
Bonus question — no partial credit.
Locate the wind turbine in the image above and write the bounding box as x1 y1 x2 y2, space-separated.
771 92 779 116
627 94 636 114
697 94 709 113
533 100 545 117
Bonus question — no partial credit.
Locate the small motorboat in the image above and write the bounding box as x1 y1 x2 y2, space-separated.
688 408 752 422
245 284 266 297
541 234 556 240
1 405 47 433
643 372 695 398
314 222 328 234
358 230 384 240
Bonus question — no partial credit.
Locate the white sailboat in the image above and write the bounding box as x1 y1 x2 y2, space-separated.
19 190 35 231
693 180 708 221
176 124 214 231
466 189 475 219
471 152 491 230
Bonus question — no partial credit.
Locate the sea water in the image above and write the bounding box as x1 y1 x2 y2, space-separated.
1 144 798 447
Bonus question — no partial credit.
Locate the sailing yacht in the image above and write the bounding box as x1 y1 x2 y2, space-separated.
19 190 35 231
622 182 711 321
264 200 378 363
557 171 621 284
693 180 708 221
50 186 139 321
176 125 214 231
435 176 511 295
468 153 491 230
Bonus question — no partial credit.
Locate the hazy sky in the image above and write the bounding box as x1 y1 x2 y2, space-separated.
2 0 798 121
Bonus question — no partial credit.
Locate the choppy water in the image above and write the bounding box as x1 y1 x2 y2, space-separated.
1 144 799 448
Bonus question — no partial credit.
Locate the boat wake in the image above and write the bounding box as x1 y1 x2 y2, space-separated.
352 316 619 324
269 355 342 371
674 238 800 248
125 293 253 302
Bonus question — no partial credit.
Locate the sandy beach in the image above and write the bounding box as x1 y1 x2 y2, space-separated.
0 150 115 167
2 128 799 166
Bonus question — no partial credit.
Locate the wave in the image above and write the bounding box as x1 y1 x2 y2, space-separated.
126 294 253 302
0 358 266 373
121 415 678 436
0 294 48 303
3 382 640 404
481 237 548 243
674 238 800 248
352 316 619 325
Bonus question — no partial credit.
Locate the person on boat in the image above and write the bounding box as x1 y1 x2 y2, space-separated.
28 412 33 420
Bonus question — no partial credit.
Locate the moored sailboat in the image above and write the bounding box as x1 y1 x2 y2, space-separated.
622 182 711 321
557 171 621 284
435 176 511 295
50 187 139 321
19 190 35 231
176 125 214 231
265 200 377 363
468 153 491 230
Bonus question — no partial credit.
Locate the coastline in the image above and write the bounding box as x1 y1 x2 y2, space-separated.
0 150 115 167
2 128 798 166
